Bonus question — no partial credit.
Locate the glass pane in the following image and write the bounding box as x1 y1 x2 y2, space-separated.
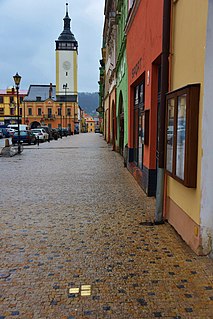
133 108 139 163
176 94 186 180
135 86 139 105
166 98 175 173
139 83 144 105
138 110 143 169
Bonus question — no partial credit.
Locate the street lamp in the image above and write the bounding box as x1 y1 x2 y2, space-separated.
59 102 63 138
63 84 68 129
13 72 22 154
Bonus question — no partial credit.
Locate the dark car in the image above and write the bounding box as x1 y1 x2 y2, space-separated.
1 127 11 138
58 128 68 137
51 128 59 140
12 130 36 145
74 124 79 134
62 128 68 136
0 128 4 138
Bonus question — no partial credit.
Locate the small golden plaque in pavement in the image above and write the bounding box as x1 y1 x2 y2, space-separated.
81 290 91 296
69 288 80 294
81 285 91 291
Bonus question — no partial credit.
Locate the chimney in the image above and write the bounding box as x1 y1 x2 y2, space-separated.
49 83 52 99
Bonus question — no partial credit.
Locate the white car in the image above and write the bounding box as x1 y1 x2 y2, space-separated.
31 128 49 141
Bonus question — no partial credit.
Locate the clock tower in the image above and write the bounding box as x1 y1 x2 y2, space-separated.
56 3 78 102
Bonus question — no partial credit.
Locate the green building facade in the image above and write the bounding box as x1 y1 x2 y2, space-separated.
116 0 128 156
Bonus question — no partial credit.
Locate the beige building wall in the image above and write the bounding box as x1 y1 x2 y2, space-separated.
166 0 208 253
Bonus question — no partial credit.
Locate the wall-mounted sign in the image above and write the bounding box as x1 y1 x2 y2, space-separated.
132 58 142 79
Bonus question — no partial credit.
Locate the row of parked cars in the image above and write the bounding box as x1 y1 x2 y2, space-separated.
0 126 70 145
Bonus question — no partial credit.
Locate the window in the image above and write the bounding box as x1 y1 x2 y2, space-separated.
20 108 22 116
165 84 200 188
20 97 23 103
48 108 52 117
133 79 145 169
36 96 41 102
0 96 3 103
38 108 42 116
0 107 4 115
10 96 14 104
67 108 71 116
129 0 135 10
58 108 61 116
28 108 32 116
10 107 14 116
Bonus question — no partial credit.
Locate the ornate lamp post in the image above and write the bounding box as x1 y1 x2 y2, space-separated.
13 72 22 154
60 102 63 138
63 84 68 129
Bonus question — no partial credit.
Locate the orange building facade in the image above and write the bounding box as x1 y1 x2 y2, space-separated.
23 84 78 132
126 0 164 196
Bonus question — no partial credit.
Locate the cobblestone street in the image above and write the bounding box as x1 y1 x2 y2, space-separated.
0 133 213 319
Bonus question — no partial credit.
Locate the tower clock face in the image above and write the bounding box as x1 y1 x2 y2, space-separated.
63 61 71 70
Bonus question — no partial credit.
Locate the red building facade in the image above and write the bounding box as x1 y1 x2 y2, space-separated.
126 0 164 196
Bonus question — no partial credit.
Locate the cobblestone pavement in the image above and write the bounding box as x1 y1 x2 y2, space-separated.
0 134 213 319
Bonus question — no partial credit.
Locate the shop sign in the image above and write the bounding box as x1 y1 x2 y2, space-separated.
132 57 142 79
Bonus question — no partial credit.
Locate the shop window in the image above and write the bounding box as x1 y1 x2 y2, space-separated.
165 84 200 188
133 80 145 169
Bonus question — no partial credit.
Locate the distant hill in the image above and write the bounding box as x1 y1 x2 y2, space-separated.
78 92 99 115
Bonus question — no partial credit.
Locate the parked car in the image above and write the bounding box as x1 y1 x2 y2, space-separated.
12 130 36 145
38 126 53 140
31 128 49 141
0 128 3 138
7 128 16 137
51 128 59 140
58 128 68 137
0 127 11 138
74 124 79 134
62 128 68 136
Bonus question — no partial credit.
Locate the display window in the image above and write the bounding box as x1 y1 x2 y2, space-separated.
165 84 200 188
133 80 145 169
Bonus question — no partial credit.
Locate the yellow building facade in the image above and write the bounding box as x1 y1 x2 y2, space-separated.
85 115 95 133
165 0 209 254
0 88 27 125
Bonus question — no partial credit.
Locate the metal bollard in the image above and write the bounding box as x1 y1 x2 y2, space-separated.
37 136 39 146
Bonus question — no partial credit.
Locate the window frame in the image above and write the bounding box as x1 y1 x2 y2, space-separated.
165 84 200 188
133 79 145 169
28 108 32 116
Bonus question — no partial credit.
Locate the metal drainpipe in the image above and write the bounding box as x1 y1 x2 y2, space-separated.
155 0 171 224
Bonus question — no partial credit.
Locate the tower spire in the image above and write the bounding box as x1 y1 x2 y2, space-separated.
56 2 78 46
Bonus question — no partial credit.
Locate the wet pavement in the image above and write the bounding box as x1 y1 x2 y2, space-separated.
0 133 213 319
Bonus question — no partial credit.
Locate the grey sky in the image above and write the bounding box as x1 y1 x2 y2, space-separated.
0 0 104 92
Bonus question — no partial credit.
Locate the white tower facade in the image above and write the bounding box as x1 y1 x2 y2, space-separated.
56 3 78 102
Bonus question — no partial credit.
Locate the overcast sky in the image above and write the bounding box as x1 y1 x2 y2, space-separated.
0 0 105 92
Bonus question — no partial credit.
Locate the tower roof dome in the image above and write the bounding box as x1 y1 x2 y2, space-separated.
57 3 78 44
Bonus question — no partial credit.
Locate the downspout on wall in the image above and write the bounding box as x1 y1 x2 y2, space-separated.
155 0 171 223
